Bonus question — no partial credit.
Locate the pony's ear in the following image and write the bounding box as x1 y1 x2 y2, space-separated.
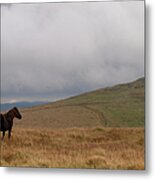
13 107 18 110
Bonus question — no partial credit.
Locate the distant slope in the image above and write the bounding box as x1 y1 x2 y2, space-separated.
16 77 144 129
1 101 48 111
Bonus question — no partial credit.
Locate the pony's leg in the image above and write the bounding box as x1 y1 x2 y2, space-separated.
8 130 11 140
2 131 5 140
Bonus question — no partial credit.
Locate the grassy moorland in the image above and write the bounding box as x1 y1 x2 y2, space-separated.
0 77 145 169
1 127 144 169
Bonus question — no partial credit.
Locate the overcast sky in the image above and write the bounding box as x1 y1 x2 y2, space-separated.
1 1 144 103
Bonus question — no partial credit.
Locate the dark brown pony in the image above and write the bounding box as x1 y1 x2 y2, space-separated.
0 107 22 140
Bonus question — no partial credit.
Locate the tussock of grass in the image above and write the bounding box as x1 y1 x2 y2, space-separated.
0 127 144 169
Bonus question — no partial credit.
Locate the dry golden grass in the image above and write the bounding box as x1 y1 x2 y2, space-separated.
16 105 101 129
0 127 144 169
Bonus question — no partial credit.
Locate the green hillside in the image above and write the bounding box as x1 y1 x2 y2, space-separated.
64 77 145 127
16 77 144 129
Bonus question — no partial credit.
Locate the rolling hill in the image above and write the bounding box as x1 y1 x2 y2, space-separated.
14 77 144 129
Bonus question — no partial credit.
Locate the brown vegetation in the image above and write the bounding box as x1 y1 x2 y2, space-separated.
0 127 144 169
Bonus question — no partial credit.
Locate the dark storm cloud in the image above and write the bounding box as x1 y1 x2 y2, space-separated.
1 1 144 103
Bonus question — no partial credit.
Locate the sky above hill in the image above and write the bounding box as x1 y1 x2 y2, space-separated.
1 1 144 103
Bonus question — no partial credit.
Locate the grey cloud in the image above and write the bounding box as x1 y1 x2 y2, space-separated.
1 1 144 103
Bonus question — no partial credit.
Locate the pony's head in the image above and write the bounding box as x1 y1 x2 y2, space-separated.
13 107 22 119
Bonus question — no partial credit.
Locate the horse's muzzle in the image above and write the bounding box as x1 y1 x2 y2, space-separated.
19 115 22 119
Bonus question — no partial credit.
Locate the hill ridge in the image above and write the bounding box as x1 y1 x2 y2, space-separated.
16 77 144 128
